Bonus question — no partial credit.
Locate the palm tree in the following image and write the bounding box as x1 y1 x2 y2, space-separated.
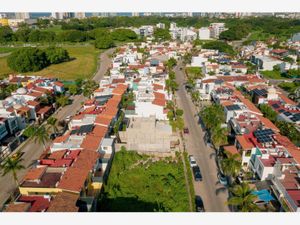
220 152 242 179
47 116 58 135
82 80 99 98
31 125 50 148
56 95 69 108
0 152 25 187
227 183 260 212
211 125 228 149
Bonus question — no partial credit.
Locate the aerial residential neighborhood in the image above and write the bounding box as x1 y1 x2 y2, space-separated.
0 12 300 213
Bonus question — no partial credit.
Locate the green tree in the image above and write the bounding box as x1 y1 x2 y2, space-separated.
0 26 14 43
275 120 300 145
7 48 49 72
211 125 228 149
258 104 277 122
47 117 58 135
68 84 79 95
200 104 225 130
56 95 69 107
111 29 138 41
0 152 25 187
31 125 50 148
28 30 41 42
45 47 70 64
14 27 31 42
202 41 235 55
95 34 114 49
153 28 171 41
82 79 99 97
166 58 177 69
227 183 260 212
220 152 241 178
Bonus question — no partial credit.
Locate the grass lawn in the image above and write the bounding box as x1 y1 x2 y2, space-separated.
261 70 286 80
0 45 100 80
0 57 14 79
248 31 272 42
99 149 191 212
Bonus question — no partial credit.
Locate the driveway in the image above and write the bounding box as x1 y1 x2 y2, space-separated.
174 61 230 212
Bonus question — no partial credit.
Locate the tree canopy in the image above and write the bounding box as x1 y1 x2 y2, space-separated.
7 47 70 72
202 41 235 55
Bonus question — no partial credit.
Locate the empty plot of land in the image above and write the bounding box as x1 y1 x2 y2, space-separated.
99 149 190 212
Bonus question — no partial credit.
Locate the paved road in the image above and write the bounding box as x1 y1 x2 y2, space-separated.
174 62 230 212
0 48 113 207
93 48 115 82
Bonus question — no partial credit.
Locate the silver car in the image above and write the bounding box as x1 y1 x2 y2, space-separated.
189 155 197 167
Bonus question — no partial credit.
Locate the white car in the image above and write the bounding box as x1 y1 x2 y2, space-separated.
189 155 197 167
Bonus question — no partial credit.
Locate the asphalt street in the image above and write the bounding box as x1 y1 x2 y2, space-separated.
174 62 230 212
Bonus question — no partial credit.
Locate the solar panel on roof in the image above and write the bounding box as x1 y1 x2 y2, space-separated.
278 109 285 113
272 103 280 109
226 105 241 111
283 111 292 117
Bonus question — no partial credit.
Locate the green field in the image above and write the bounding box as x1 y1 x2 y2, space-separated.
261 70 285 80
99 149 190 212
0 45 100 80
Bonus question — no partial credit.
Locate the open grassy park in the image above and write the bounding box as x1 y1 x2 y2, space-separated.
0 44 100 80
98 149 191 212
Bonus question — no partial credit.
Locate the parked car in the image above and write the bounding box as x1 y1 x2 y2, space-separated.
218 172 228 186
183 127 189 134
254 200 268 206
195 196 205 212
192 166 203 181
65 116 71 122
188 155 197 168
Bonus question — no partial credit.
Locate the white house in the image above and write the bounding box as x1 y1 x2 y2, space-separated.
199 27 210 40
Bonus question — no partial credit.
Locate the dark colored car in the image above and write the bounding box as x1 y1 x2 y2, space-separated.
195 196 205 212
192 166 203 181
183 127 189 134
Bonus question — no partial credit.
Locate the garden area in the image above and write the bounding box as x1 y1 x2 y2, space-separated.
98 148 191 212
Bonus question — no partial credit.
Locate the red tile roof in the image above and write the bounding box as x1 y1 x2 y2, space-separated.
236 135 255 150
95 114 112 127
54 81 64 87
274 134 300 164
58 150 99 192
47 192 79 212
80 134 102 151
223 145 240 156
24 167 47 181
5 202 30 212
152 91 166 107
112 84 128 96
257 115 280 133
18 195 50 212
27 100 39 107
36 106 52 115
48 150 67 160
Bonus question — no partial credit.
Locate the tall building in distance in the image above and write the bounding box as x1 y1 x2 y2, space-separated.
51 12 75 19
15 12 30 19
74 12 86 19
132 12 139 17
